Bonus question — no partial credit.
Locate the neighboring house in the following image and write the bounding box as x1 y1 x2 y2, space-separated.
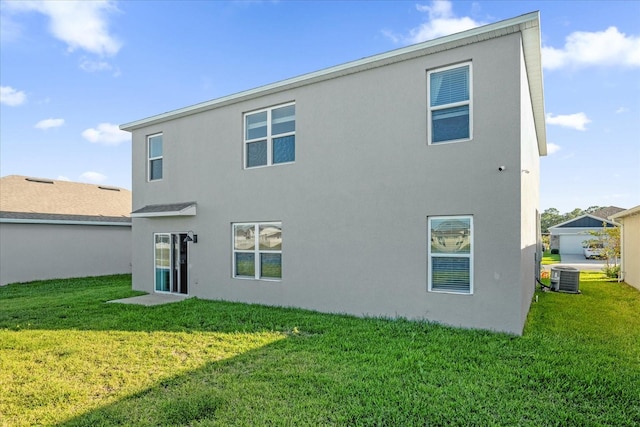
120 12 547 335
610 205 640 291
0 175 132 286
548 206 625 255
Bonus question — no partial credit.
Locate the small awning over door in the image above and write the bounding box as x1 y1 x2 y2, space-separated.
131 202 196 218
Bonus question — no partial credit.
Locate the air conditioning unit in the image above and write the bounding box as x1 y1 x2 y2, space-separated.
550 266 580 293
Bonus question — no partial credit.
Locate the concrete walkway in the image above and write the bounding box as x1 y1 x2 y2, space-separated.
108 293 189 306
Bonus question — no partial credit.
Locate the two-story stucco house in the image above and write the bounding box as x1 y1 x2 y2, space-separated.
121 12 547 334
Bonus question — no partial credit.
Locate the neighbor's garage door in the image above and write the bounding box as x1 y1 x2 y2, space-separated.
559 234 591 255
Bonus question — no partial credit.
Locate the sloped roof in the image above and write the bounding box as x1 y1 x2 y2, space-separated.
589 206 626 220
609 205 640 220
549 214 616 230
0 175 131 218
131 202 197 217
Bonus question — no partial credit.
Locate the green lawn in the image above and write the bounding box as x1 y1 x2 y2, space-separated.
542 250 561 265
1 274 639 426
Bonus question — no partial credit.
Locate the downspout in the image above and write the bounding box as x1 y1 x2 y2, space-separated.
616 219 625 283
609 218 624 283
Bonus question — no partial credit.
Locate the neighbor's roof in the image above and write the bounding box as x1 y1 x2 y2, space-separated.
589 206 626 220
609 205 640 220
549 214 617 230
0 175 132 218
120 11 546 155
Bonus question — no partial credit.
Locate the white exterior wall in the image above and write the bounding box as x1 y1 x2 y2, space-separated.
519 41 541 328
559 234 592 255
129 32 542 334
618 211 640 290
0 222 131 286
550 227 599 255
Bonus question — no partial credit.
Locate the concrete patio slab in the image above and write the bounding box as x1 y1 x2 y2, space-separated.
107 293 189 306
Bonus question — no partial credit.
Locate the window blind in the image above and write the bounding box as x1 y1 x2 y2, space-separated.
430 66 470 107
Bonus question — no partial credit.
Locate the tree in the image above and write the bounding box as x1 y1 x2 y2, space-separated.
541 206 605 233
585 205 604 214
541 208 563 233
567 208 585 219
583 222 621 278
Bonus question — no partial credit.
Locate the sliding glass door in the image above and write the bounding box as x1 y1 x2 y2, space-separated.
154 233 188 294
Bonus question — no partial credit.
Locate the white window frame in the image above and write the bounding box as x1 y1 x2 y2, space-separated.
243 102 295 169
428 215 474 294
147 133 163 181
427 62 472 145
232 222 282 281
154 232 171 292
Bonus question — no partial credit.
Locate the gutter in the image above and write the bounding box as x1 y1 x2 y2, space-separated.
0 218 131 227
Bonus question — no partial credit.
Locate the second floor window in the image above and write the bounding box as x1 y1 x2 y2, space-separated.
148 133 163 181
244 103 295 168
428 63 472 144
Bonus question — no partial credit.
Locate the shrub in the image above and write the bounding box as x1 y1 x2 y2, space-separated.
603 264 620 279
550 249 559 255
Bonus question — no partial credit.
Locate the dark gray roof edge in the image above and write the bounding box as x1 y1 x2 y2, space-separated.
131 201 197 215
0 211 131 224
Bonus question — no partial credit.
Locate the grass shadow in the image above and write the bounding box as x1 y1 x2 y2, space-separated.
2 275 639 426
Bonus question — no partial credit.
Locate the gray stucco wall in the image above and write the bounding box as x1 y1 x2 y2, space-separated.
130 32 541 334
0 222 131 286
519 41 541 329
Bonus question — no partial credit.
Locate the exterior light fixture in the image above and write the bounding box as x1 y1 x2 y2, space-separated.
184 231 198 243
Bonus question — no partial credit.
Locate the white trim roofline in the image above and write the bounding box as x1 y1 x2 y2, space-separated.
120 11 546 155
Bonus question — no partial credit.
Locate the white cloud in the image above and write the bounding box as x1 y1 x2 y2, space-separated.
615 107 629 114
79 171 107 184
5 0 122 56
542 26 640 70
381 29 401 44
0 12 23 43
57 175 71 181
78 57 121 76
79 58 112 72
546 112 591 131
35 118 65 130
386 1 485 44
546 143 561 155
0 86 27 106
82 123 130 146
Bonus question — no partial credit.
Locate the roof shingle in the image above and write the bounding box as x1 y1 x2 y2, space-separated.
0 175 131 217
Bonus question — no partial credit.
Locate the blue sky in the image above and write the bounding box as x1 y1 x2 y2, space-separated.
1 0 639 213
